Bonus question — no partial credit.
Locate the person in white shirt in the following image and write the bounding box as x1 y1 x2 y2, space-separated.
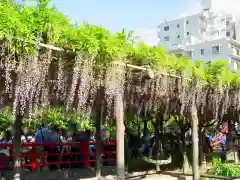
21 126 34 168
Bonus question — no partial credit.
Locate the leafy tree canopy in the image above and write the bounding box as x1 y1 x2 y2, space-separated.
0 0 239 88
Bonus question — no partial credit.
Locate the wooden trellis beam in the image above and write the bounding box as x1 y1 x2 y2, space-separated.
112 61 190 80
8 36 191 80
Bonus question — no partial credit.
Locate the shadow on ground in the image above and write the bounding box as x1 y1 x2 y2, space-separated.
0 158 190 180
1 169 194 180
1 167 116 180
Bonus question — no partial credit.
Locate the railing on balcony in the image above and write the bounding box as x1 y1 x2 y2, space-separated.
170 44 183 49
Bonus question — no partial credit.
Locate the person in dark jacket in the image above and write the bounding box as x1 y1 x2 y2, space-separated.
35 125 61 170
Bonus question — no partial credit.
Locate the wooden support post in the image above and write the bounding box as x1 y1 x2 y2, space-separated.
115 94 125 180
95 87 104 179
83 142 89 168
32 143 37 172
191 101 200 180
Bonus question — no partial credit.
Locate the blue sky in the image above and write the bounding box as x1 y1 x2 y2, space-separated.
51 0 190 44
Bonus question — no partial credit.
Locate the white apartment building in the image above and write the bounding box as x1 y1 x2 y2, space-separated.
157 0 240 70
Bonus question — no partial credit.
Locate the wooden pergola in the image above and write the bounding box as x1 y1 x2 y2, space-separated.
7 36 200 180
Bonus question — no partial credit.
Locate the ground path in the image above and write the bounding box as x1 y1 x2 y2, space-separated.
25 168 192 180
1 168 193 180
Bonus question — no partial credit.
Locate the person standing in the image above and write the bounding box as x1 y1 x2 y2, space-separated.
35 125 61 170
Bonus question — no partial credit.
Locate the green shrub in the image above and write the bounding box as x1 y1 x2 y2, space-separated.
0 106 13 132
208 157 240 176
0 106 94 133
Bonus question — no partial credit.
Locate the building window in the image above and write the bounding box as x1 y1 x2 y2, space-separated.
220 19 225 24
200 29 206 34
200 49 204 55
164 36 170 41
186 51 193 58
177 34 180 38
212 45 220 53
236 49 240 55
175 53 182 58
186 21 189 24
205 61 211 65
226 31 231 36
177 24 180 28
237 62 240 69
226 20 230 25
164 26 169 31
212 31 219 36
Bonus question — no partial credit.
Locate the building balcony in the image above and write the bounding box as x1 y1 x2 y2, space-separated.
230 48 240 62
229 55 240 70
199 23 223 33
229 39 240 48
206 24 220 31
174 53 183 58
199 20 208 28
209 12 219 19
232 48 240 56
229 40 240 64
199 10 210 20
167 44 185 53
230 54 240 61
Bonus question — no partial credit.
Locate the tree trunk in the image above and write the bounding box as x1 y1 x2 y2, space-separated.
95 104 103 178
182 151 189 173
154 117 161 171
137 122 141 139
180 133 189 173
143 119 147 138
13 113 22 180
155 133 160 171
159 119 164 169
198 128 206 169
95 86 104 178
94 86 104 179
